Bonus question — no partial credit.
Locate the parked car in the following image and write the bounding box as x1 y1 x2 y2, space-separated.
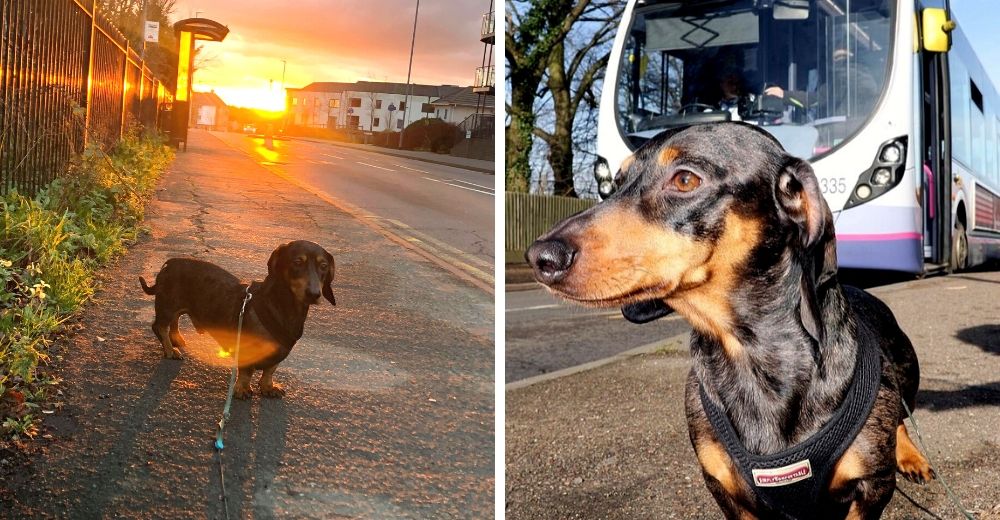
243 123 257 134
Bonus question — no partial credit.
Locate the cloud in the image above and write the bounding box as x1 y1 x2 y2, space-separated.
174 0 491 92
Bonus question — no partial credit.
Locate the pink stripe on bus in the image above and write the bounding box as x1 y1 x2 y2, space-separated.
836 232 922 242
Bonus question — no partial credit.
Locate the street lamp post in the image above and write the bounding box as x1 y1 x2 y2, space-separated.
398 0 420 148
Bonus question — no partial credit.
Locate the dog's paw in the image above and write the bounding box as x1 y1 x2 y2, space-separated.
163 347 183 359
898 453 935 484
233 386 253 400
259 383 285 398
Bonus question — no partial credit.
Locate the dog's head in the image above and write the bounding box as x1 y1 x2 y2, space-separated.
526 122 837 347
267 240 336 306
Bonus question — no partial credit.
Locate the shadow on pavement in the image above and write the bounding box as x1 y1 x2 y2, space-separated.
87 358 182 514
955 324 1000 355
916 382 1000 411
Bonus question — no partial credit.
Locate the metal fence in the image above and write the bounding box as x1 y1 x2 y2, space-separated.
505 192 597 262
0 0 172 195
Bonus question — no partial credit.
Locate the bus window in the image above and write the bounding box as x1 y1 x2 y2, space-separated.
614 0 892 160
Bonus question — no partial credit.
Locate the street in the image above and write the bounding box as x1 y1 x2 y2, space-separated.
1 130 494 518
214 133 494 293
505 287 690 383
506 270 1000 518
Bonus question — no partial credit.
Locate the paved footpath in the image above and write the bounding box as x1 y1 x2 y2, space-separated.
507 271 1000 519
0 130 494 518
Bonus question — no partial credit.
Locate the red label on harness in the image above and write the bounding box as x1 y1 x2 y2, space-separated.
751 460 813 487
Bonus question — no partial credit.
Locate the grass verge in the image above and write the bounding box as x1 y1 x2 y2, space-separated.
0 130 173 442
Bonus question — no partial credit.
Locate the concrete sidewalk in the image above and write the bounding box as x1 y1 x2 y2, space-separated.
289 136 495 174
506 272 1000 519
1 129 494 518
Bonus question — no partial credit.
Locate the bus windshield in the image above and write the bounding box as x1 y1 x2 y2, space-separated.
616 0 893 160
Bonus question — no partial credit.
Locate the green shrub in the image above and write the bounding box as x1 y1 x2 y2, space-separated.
0 130 173 440
401 118 462 153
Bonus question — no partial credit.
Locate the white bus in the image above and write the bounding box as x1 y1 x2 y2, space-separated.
594 0 1000 273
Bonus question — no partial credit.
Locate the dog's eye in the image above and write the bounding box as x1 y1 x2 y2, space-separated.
670 170 702 192
294 258 304 265
319 263 328 270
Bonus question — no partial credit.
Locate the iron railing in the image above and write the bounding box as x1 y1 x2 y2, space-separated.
0 0 172 195
457 112 494 140
480 11 494 43
473 65 495 92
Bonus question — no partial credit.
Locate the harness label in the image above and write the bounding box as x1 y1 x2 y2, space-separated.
751 459 813 487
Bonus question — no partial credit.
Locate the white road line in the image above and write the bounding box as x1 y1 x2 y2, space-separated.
393 163 430 173
506 304 560 312
447 178 494 191
357 161 396 171
421 176 493 195
323 153 344 160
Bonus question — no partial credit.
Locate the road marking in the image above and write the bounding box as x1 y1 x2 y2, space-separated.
506 304 560 312
377 218 493 278
213 134 493 295
447 178 494 191
323 153 344 160
421 176 493 195
393 163 430 173
357 161 396 171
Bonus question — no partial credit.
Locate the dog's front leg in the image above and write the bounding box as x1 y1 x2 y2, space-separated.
234 367 254 399
259 365 285 398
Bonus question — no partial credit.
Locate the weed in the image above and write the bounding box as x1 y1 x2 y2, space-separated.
0 130 173 440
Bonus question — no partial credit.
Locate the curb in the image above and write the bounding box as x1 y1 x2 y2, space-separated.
290 137 495 175
505 332 690 391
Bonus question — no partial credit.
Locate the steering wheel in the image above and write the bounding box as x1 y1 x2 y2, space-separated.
678 103 718 115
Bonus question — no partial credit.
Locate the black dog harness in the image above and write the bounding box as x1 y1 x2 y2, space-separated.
699 321 882 518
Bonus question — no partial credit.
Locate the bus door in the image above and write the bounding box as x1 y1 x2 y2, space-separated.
920 49 951 265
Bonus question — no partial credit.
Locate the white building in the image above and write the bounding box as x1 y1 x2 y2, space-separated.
287 81 486 132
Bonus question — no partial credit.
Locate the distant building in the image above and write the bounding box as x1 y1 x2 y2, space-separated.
429 86 495 125
286 81 465 132
190 91 229 131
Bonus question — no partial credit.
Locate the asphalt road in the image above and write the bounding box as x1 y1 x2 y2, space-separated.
505 270 925 384
505 287 692 383
0 130 494 518
506 270 1000 518
212 133 494 292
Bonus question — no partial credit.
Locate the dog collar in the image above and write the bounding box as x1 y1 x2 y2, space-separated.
699 320 882 518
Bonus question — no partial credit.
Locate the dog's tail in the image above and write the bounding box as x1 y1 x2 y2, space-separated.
139 276 156 295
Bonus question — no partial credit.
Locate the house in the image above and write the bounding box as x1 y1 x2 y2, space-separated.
190 90 229 131
428 86 494 126
286 81 464 132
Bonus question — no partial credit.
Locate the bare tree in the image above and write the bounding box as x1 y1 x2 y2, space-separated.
534 3 621 197
506 0 595 193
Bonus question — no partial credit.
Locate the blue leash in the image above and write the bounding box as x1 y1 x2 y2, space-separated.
215 286 253 520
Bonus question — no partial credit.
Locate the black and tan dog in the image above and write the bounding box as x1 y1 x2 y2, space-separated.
139 240 336 399
526 123 933 518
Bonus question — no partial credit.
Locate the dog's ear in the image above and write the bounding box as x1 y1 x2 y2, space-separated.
322 251 336 306
775 157 838 348
267 243 289 277
621 299 674 324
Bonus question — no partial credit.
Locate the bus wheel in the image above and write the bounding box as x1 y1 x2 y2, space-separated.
950 221 969 272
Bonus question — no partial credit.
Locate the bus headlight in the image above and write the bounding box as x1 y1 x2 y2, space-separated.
871 168 892 186
594 157 614 199
880 144 901 163
844 136 907 210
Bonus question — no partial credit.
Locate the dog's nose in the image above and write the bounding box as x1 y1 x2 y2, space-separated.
525 239 576 285
306 288 322 302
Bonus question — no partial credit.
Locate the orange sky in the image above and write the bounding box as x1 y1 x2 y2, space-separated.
172 0 492 110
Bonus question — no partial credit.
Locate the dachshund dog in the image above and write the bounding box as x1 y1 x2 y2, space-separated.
526 122 933 518
140 240 336 399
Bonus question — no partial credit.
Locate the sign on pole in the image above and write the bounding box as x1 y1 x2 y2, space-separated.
144 21 160 43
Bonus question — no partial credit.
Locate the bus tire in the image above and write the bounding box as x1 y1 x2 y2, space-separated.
950 221 969 272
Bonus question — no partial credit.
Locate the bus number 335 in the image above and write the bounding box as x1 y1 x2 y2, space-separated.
820 177 849 194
